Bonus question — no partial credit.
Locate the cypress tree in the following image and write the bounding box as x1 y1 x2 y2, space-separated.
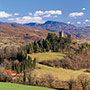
47 33 58 43
43 40 51 52
33 42 40 53
17 63 20 74
37 41 43 52
23 70 26 82
27 43 34 54
28 72 32 84
33 58 36 69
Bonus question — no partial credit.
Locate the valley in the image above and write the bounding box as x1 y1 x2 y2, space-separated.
0 30 90 90
0 0 90 90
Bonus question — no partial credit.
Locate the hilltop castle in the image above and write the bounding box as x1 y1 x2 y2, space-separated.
59 31 71 38
59 31 64 37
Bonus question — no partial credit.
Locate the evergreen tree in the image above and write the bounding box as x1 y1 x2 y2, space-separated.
23 70 26 82
27 43 34 54
17 50 26 61
33 41 40 53
37 40 43 52
6 63 11 70
67 34 71 39
27 56 32 70
17 63 20 74
28 72 32 84
32 58 36 69
47 33 58 43
43 40 51 51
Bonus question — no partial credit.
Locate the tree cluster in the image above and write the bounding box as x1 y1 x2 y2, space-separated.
17 33 71 61
6 56 36 74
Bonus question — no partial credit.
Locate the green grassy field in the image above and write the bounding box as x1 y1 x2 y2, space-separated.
0 82 55 90
35 64 90 81
28 52 65 62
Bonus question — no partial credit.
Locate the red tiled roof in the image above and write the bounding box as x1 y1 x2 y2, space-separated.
7 74 20 78
0 70 16 73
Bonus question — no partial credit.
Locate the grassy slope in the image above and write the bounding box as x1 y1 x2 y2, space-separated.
28 52 90 81
0 82 55 90
28 52 65 62
34 64 90 81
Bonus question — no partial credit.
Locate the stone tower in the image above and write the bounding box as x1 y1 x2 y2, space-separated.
59 31 64 37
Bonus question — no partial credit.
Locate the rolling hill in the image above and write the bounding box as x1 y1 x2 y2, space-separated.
28 52 90 81
0 21 90 39
0 82 55 90
0 25 50 46
0 21 31 29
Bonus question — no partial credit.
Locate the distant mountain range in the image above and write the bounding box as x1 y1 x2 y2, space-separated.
0 21 31 29
24 21 90 39
0 21 90 38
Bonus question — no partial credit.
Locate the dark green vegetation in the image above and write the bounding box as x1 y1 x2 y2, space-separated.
17 32 71 62
6 56 36 73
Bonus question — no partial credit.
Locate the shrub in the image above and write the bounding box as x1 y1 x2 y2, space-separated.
67 77 75 90
78 74 90 90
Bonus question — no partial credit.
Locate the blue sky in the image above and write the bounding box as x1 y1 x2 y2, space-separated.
0 0 90 26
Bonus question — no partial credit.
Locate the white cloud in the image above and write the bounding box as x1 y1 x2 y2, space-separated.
82 8 86 10
15 16 43 24
82 19 90 24
44 10 62 15
56 10 62 15
43 14 51 17
0 11 12 18
34 10 62 16
85 19 90 22
8 18 15 21
67 21 71 24
34 11 44 16
28 13 32 15
14 13 19 16
77 21 81 24
69 12 84 18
